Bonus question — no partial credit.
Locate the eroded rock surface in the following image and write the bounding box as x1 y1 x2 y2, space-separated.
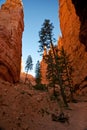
59 0 87 89
40 47 48 85
0 0 24 82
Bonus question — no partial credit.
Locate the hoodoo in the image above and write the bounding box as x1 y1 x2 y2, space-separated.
0 0 24 82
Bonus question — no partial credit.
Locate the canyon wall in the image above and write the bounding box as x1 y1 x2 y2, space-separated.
59 0 87 89
0 0 24 82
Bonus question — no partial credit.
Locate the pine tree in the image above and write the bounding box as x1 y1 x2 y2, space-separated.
45 50 57 96
25 55 33 83
38 19 68 108
38 19 56 53
35 60 41 85
59 47 74 102
54 49 69 107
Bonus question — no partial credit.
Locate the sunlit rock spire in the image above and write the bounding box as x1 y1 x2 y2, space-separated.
6 0 22 4
43 45 47 57
1 0 23 9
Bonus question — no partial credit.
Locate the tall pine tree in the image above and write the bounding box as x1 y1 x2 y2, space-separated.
25 55 33 83
35 60 41 85
59 47 74 101
38 19 68 107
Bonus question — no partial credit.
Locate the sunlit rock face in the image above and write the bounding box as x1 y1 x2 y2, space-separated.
0 0 24 82
59 0 87 90
40 48 49 85
40 59 48 85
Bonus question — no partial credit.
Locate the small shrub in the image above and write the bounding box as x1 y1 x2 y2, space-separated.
0 127 5 130
50 91 60 101
33 84 47 91
50 95 57 101
39 108 50 117
21 91 25 94
51 112 69 124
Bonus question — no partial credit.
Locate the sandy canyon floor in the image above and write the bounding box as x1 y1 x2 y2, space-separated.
0 78 87 130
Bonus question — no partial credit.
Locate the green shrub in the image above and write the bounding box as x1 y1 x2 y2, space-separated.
33 84 47 91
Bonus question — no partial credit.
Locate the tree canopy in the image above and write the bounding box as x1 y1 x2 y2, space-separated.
38 19 56 53
25 55 33 74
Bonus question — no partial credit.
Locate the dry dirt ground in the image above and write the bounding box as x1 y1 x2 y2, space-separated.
0 79 87 130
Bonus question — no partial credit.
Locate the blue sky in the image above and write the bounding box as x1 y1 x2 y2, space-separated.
0 0 61 77
22 0 61 76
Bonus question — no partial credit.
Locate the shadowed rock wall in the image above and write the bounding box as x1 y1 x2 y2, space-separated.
59 0 87 89
0 0 24 82
72 0 87 49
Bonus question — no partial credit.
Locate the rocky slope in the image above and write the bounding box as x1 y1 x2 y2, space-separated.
0 0 24 82
20 72 36 86
59 0 87 89
0 79 87 130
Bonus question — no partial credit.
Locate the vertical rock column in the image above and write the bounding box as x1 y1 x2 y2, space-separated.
40 47 48 85
0 0 24 82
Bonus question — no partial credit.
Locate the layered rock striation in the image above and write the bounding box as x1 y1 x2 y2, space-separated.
59 0 87 89
0 0 24 82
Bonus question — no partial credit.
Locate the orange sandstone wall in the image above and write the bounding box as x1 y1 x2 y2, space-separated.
59 0 87 89
40 47 49 85
40 57 48 85
0 0 24 82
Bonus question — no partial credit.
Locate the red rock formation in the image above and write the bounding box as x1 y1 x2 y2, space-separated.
20 72 36 86
40 47 48 85
59 0 87 89
40 60 48 85
0 0 24 82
